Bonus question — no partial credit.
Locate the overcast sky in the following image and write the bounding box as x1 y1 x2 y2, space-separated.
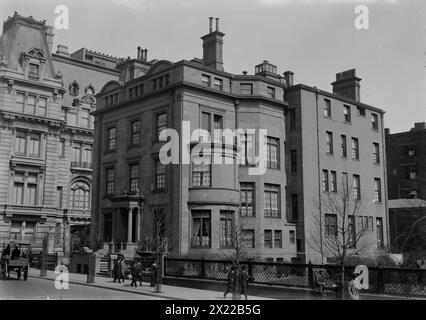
1 0 425 133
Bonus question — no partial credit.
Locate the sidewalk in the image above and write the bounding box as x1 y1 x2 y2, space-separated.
28 269 273 300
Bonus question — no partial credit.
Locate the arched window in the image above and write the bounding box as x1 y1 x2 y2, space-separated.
69 81 80 96
70 181 90 210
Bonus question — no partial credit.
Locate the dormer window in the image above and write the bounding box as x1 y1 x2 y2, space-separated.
28 63 40 81
85 85 95 95
69 81 80 96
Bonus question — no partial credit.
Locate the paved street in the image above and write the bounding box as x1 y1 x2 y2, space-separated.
0 276 165 300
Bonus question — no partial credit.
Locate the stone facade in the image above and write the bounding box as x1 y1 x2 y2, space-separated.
0 12 120 256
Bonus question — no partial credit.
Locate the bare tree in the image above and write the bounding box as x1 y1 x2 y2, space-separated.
307 181 372 298
219 213 258 300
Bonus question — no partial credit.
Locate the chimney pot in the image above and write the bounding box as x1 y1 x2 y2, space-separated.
242 71 247 75
209 17 213 33
144 49 148 61
284 71 294 87
215 17 219 32
137 46 141 60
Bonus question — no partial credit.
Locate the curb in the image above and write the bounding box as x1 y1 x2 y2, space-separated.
28 274 182 300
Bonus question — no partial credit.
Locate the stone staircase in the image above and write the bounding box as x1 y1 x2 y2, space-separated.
97 254 111 277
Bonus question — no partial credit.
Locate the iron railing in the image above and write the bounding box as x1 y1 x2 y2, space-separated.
164 257 426 297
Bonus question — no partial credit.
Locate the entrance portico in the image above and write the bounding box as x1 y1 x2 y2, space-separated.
107 193 144 252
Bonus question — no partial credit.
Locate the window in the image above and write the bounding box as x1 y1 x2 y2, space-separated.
240 83 253 95
201 74 211 87
376 217 384 249
70 182 90 210
220 211 234 248
372 113 379 130
28 133 41 157
267 86 276 99
138 84 144 95
404 145 416 157
342 172 349 194
406 166 417 180
296 239 302 252
344 105 351 122
158 77 163 89
16 92 25 111
106 168 115 195
192 161 211 187
348 215 356 248
274 230 282 248
82 146 92 165
164 75 170 86
291 194 298 221
107 127 116 151
214 78 223 90
289 109 296 131
264 230 272 248
374 178 382 203
80 109 90 127
213 114 223 142
57 186 63 208
37 97 47 116
373 143 380 164
152 79 157 90
13 172 39 206
27 95 36 114
15 130 26 155
353 175 361 200
128 87 133 99
72 144 81 163
326 131 333 155
325 214 337 237
357 106 366 116
289 230 296 244
351 138 359 160
290 150 297 173
129 164 139 193
240 183 255 217
322 170 329 192
13 173 25 205
69 82 79 96
264 184 280 218
324 99 331 117
239 133 256 166
200 112 211 141
341 135 347 157
242 230 255 248
191 211 211 248
330 171 337 192
28 63 40 80
155 159 166 191
267 137 279 169
59 139 65 157
130 120 141 145
156 113 167 140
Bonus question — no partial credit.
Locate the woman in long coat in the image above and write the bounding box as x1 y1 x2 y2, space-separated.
223 266 236 298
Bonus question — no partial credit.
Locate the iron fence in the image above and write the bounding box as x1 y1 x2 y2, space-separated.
164 257 426 297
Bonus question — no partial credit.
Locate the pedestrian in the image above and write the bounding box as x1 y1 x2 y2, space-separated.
120 259 127 284
136 261 143 286
151 262 158 287
130 261 138 287
239 266 249 300
112 258 122 283
223 266 236 299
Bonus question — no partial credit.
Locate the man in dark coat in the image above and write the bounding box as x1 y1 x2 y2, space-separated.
150 262 158 287
112 258 122 283
223 266 236 298
1 244 10 258
11 244 21 260
239 266 249 300
130 261 138 287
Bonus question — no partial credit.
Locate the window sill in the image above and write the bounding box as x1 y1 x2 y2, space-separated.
352 158 360 161
127 144 141 150
343 121 352 125
323 116 332 120
374 201 383 204
372 128 379 132
264 215 282 219
325 153 334 157
189 186 212 190
152 188 166 193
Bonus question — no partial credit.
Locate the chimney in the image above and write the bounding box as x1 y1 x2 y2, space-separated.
137 46 141 60
331 68 361 102
385 128 390 135
144 49 148 62
284 71 294 87
413 122 426 130
201 17 225 71
56 44 70 57
45 25 54 54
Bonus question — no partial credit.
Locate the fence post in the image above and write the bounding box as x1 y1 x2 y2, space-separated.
308 261 314 288
40 252 47 277
200 257 205 279
87 253 95 283
376 265 384 294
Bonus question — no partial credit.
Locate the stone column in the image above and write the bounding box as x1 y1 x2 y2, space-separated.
111 209 116 243
127 208 133 243
136 208 141 242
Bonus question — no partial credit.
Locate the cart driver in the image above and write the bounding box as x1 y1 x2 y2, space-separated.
1 244 10 258
11 244 21 260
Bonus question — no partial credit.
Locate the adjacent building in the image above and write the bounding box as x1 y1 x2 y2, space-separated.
0 12 120 256
285 70 389 262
